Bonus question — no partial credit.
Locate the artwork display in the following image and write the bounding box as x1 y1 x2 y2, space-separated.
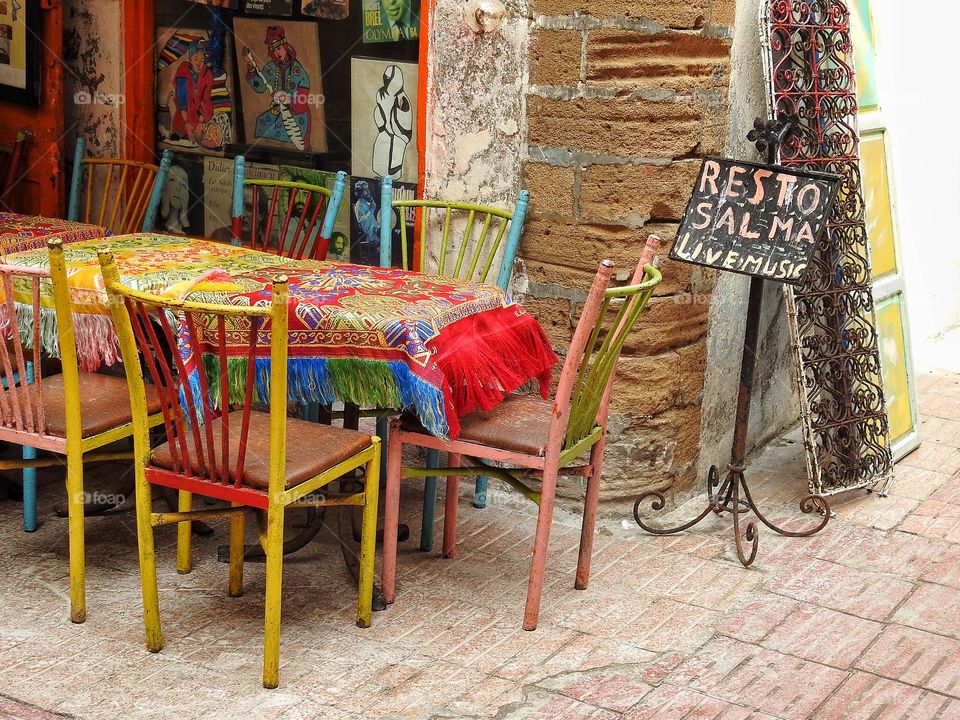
349 176 415 267
351 58 418 184
278 165 350 259
160 154 205 236
0 0 38 105
362 0 420 42
233 19 327 152
244 0 293 15
301 0 350 19
187 0 238 7
156 27 236 153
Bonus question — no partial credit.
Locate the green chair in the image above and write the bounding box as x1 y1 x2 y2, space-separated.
379 174 529 550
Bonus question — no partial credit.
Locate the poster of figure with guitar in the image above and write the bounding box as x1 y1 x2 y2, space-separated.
233 19 327 152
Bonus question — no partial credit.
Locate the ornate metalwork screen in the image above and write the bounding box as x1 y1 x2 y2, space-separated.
760 0 893 495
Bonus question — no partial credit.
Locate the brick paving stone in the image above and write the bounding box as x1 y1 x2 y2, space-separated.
535 663 655 713
932 476 960 505
718 592 801 643
666 637 848 719
856 624 960 697
811 671 960 719
890 466 954 502
898 500 960 543
893 582 960 638
921 544 960 589
760 604 884 669
918 417 960 448
621 684 780 720
765 557 914 621
899 441 960 476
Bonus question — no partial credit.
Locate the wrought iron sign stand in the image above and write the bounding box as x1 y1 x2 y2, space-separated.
634 119 831 567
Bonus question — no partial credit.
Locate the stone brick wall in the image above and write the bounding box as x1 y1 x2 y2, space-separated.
520 1 736 501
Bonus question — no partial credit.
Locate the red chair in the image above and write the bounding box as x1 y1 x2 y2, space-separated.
383 236 663 630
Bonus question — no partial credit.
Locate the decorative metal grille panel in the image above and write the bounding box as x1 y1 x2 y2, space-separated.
760 0 893 495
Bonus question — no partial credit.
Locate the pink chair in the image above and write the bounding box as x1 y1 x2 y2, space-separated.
383 236 663 630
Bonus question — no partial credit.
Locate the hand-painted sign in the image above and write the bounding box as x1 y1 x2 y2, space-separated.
670 157 841 284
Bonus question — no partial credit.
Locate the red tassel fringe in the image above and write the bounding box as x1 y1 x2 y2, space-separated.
432 305 557 438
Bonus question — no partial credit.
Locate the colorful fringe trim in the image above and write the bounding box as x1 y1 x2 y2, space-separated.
0 303 121 371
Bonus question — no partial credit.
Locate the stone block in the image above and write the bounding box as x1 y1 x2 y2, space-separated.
522 163 576 219
528 96 702 161
624 295 710 355
586 30 731 92
710 0 737 28
519 294 573 348
579 160 701 224
530 0 710 29
530 28 582 87
610 352 681 417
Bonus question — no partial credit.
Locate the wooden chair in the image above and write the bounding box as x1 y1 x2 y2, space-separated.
99 251 381 689
67 138 172 235
383 236 663 631
0 238 165 623
377 174 530 549
229 156 347 261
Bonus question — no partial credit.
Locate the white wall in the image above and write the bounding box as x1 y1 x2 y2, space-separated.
872 0 960 347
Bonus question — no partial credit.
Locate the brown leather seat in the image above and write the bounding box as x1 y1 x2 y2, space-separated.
406 393 555 457
149 411 373 490
1 372 162 438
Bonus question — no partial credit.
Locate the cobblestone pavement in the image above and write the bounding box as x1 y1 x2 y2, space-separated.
0 367 958 719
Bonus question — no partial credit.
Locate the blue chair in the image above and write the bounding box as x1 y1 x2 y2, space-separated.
67 138 172 234
379 174 529 550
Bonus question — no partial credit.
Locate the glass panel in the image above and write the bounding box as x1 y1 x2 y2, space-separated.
861 131 897 280
850 0 880 110
876 294 915 444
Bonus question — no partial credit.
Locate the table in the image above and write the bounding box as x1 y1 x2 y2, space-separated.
0 212 107 256
2 233 556 440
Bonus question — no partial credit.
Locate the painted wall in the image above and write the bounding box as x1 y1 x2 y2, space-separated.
870 0 960 347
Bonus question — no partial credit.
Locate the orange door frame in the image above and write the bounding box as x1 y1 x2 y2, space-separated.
123 0 157 165
0 3 65 216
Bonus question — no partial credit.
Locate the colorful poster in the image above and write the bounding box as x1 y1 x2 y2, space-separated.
244 0 293 15
362 0 420 43
156 27 236 153
351 58 418 184
203 156 237 242
301 0 349 19
233 19 327 153
160 154 205 236
0 0 29 92
278 165 351 259
349 177 415 267
187 0 239 7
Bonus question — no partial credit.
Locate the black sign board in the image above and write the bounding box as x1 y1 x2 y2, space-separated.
670 157 841 285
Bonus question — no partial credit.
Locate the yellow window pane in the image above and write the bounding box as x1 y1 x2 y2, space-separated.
851 0 880 110
876 295 914 443
861 132 897 280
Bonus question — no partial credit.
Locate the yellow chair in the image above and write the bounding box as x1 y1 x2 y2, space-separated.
99 251 381 688
0 238 165 622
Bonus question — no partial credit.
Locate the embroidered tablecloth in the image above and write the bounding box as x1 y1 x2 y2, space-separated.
0 212 108 256
1 233 556 439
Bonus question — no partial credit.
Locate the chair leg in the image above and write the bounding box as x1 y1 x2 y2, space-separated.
262 504 285 689
576 441 606 591
228 503 245 597
382 425 403 604
135 476 162 651
176 490 192 574
442 453 461 559
474 475 488 509
420 450 439 552
357 443 381 628
523 467 559 631
375 416 389 483
65 452 86 624
22 460 36 532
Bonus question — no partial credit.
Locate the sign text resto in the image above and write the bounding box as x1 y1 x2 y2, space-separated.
670 157 841 284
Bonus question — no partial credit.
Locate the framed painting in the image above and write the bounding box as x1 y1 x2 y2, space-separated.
233 19 327 153
0 0 40 105
351 57 418 184
156 27 237 154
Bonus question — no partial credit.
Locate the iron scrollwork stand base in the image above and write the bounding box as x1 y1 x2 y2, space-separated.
634 464 831 567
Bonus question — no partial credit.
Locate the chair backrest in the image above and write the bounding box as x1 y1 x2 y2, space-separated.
100 249 291 495
67 138 172 235
378 174 529 290
230 156 347 261
0 239 83 440
550 235 663 460
0 130 30 212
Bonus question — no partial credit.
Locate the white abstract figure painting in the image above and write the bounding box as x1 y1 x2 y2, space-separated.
372 64 413 178
352 57 418 184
